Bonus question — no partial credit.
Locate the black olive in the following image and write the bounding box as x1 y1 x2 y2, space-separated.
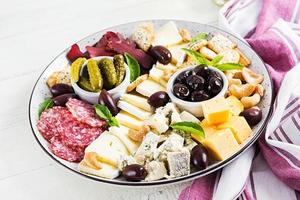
122 164 148 181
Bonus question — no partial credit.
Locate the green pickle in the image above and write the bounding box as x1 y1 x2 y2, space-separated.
87 59 103 90
78 77 100 92
113 54 126 86
70 57 86 82
99 58 117 88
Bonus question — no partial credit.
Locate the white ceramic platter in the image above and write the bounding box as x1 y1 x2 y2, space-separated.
29 20 274 186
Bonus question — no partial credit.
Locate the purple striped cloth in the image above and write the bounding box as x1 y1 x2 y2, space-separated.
179 0 300 199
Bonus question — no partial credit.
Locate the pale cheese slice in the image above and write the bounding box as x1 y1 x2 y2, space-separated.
153 21 182 46
121 93 152 112
115 111 144 130
118 100 152 120
109 126 140 155
136 79 166 97
78 161 119 179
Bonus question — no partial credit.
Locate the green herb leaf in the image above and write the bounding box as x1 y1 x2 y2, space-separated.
215 63 243 71
94 104 119 127
210 55 223 65
124 53 140 82
190 32 208 43
38 98 54 117
182 48 210 65
170 121 205 138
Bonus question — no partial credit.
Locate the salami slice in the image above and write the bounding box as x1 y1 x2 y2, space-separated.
66 98 106 127
37 105 105 163
50 136 84 162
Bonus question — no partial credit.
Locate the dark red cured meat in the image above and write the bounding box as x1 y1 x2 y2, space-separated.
66 44 89 62
50 136 84 162
66 98 106 128
88 31 154 69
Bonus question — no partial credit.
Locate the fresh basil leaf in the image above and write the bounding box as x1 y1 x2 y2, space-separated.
94 104 119 127
190 32 208 43
170 121 205 138
209 55 223 65
124 53 140 82
182 48 210 65
215 63 243 71
38 98 54 117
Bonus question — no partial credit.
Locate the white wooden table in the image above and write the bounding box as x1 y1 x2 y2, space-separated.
0 0 219 199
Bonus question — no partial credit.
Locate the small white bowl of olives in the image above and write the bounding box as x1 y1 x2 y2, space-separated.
72 56 130 104
167 65 228 117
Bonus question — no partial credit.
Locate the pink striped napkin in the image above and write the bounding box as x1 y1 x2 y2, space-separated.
179 0 300 199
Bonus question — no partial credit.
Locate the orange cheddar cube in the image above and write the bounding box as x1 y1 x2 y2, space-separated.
202 97 231 125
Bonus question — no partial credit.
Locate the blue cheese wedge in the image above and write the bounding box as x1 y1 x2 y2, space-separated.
154 133 184 161
145 161 167 181
153 21 182 46
167 148 190 178
134 132 160 165
117 100 152 120
146 112 169 134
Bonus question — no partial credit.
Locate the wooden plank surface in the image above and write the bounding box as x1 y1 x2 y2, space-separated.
0 0 219 199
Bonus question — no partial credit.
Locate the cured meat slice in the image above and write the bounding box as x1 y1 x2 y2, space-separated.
66 98 106 128
37 106 69 142
50 136 84 162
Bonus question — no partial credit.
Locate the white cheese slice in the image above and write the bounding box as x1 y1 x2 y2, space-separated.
149 67 164 83
109 126 140 155
118 100 152 120
115 111 144 130
155 62 177 71
168 44 187 66
85 131 129 167
136 79 166 97
121 93 152 112
180 111 200 123
78 161 120 179
153 21 182 46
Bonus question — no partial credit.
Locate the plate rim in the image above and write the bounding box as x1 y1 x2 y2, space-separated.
28 19 275 186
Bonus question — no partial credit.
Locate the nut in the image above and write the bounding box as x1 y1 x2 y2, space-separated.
225 70 243 81
83 152 102 170
179 28 192 42
229 83 256 99
255 84 264 96
242 67 264 84
127 74 148 92
235 48 251 67
228 78 242 86
241 93 261 108
128 125 150 142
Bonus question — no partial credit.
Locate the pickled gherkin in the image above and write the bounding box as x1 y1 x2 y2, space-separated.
113 54 126 86
99 58 117 88
70 57 86 82
78 77 100 92
87 59 103 90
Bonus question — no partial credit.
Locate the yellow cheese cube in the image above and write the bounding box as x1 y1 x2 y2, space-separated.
201 128 239 161
202 97 231 125
217 116 252 144
225 95 244 116
192 119 218 143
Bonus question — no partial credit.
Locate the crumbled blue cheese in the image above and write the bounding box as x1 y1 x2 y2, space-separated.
117 155 137 170
134 132 160 165
146 112 169 134
145 161 167 181
167 148 190 178
153 133 184 161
